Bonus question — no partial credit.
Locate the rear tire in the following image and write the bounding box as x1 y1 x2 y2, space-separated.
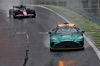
9 9 12 17
13 12 17 19
31 10 36 18
13 14 17 18
31 14 36 18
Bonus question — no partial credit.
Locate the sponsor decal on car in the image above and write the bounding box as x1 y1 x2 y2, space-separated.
23 11 27 16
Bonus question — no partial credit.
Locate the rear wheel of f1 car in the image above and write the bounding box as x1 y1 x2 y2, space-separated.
9 9 12 17
13 11 17 19
13 15 17 19
31 16 36 18
32 11 36 18
13 13 17 19
31 13 36 18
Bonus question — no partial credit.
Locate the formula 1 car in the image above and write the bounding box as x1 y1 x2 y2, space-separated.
49 23 85 51
9 5 36 18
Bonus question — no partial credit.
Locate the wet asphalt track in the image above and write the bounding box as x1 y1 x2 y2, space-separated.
0 6 100 66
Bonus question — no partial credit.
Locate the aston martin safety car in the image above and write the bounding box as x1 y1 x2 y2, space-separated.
49 23 85 51
9 5 36 18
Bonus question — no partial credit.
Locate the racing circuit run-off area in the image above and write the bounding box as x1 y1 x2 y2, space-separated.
0 0 100 66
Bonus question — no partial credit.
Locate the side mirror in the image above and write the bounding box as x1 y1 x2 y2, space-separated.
82 31 85 33
48 32 51 34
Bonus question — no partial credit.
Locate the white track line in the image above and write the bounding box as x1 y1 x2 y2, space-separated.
84 35 100 59
28 5 100 60
26 34 29 44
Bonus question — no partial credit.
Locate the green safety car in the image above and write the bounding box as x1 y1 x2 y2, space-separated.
49 23 85 51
